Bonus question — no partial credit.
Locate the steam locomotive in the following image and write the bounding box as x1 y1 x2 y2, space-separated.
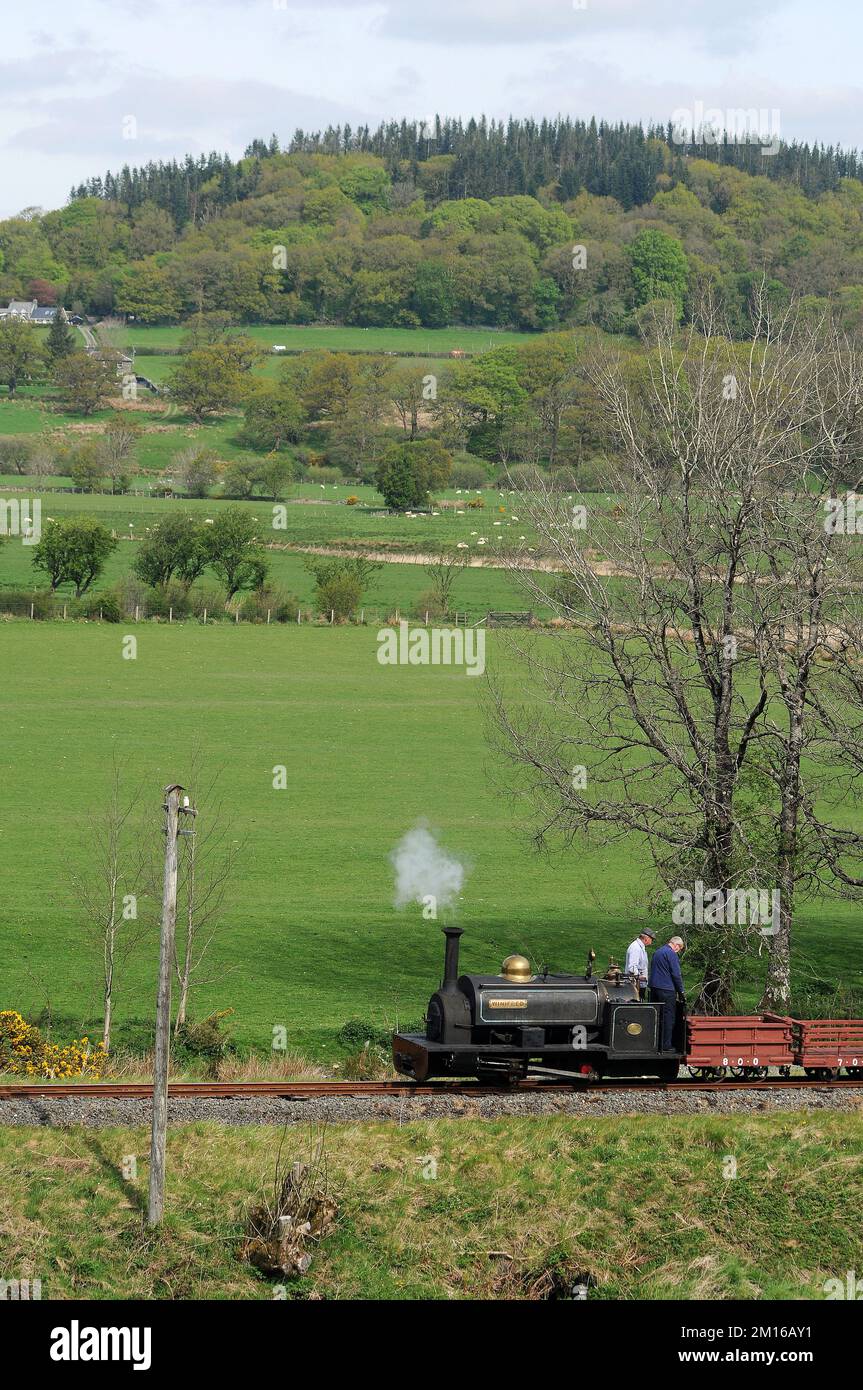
392 927 684 1083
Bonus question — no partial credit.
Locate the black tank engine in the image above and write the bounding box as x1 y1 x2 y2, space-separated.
392 927 682 1082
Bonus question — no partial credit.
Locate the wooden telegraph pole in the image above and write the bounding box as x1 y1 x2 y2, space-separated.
148 783 195 1227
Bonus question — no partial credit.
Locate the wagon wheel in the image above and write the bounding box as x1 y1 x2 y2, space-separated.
689 1066 725 1080
845 1067 863 1079
778 1066 791 1078
729 1066 749 1079
805 1066 837 1081
749 1066 769 1080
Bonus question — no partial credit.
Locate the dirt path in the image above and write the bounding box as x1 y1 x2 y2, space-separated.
273 541 627 576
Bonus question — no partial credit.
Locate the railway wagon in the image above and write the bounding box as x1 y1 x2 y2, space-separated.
794 1019 863 1079
392 926 863 1086
685 1015 794 1079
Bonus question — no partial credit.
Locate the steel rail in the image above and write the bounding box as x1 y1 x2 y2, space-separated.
2 1076 863 1100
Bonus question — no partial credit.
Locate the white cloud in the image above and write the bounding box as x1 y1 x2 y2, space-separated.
0 0 858 216
376 0 786 49
8 73 367 159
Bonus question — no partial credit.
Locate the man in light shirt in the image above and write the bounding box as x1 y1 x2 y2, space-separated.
625 928 655 998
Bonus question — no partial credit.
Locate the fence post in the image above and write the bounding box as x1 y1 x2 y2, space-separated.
330 609 334 624
63 604 67 620
203 608 207 625
235 609 239 624
267 609 271 624
134 605 139 622
169 608 172 624
30 602 34 620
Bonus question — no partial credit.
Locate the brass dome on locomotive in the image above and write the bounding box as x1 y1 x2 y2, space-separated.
500 953 532 982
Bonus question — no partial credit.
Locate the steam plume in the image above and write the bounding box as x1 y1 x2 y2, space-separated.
390 821 468 913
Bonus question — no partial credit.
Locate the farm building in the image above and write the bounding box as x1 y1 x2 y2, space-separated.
0 299 63 324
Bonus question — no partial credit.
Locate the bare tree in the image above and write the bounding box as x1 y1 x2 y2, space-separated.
424 546 469 618
745 327 863 1007
70 759 151 1050
390 366 429 439
489 292 863 1012
173 759 238 1033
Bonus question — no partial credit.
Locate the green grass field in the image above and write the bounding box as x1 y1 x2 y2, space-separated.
123 324 533 355
0 625 857 1058
0 474 556 618
2 1114 859 1299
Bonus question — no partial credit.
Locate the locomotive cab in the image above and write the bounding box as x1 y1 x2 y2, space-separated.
393 926 682 1084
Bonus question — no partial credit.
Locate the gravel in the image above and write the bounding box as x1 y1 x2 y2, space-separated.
1 1087 862 1128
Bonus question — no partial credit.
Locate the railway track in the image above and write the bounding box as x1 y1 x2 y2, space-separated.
2 1076 863 1100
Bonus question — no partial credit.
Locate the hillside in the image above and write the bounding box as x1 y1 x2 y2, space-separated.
2 118 863 333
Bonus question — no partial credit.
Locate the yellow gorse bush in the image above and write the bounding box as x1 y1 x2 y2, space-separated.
0 1010 108 1078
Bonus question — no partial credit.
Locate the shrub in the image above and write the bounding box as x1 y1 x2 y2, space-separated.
0 1010 107 1078
78 592 123 622
499 462 546 490
174 1010 235 1064
574 457 610 492
0 436 33 475
172 446 221 498
0 589 56 619
336 1018 391 1051
346 495 359 506
339 1042 392 1081
113 575 149 619
238 584 301 623
145 582 192 620
190 583 228 619
466 496 485 509
548 466 580 492
450 457 491 489
316 572 362 621
306 466 344 486
410 589 449 622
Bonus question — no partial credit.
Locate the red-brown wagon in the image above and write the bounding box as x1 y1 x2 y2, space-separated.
793 1019 863 1079
686 1015 795 1078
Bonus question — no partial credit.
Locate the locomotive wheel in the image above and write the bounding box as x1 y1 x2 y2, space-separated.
656 1060 680 1081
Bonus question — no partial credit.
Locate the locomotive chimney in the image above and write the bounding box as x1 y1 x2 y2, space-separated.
441 926 464 992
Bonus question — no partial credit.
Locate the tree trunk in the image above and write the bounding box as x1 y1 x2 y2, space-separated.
761 702 804 1012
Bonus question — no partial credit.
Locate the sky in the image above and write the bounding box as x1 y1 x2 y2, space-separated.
0 0 860 218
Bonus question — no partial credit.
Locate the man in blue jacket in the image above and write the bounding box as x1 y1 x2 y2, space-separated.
649 935 686 1051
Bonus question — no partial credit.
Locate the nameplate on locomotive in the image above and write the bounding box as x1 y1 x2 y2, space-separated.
488 998 527 1008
